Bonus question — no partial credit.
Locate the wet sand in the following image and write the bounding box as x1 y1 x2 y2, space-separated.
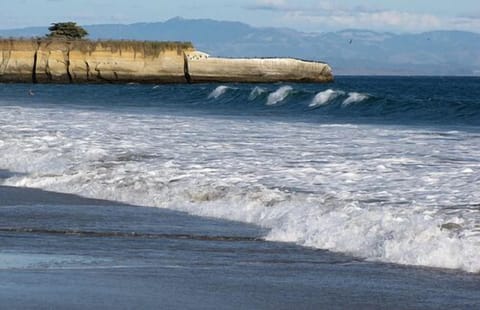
0 185 479 309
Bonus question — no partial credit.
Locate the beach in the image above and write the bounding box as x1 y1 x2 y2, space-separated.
1 185 479 309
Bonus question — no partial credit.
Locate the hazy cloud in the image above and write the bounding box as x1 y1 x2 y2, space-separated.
246 0 289 11
447 16 480 31
247 0 336 12
285 10 442 32
247 0 479 33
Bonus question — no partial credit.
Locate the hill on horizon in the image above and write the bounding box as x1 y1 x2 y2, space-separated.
1 17 479 76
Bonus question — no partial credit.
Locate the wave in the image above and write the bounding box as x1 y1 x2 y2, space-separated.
208 85 230 99
248 86 267 101
4 170 480 273
343 92 370 106
266 86 293 105
4 80 479 125
309 89 345 107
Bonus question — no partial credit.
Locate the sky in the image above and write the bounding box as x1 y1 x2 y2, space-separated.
1 0 479 33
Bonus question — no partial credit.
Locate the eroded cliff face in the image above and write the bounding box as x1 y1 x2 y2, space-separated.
0 39 333 83
186 56 333 83
0 40 38 82
67 42 192 83
0 39 194 83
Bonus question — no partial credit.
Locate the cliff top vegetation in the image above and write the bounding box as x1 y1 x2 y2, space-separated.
46 22 88 40
0 37 194 56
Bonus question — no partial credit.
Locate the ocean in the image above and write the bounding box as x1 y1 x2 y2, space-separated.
1 77 479 308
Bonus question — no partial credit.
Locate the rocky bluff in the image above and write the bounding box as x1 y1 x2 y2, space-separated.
0 39 333 83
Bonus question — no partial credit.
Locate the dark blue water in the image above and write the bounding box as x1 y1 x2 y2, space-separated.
1 76 479 126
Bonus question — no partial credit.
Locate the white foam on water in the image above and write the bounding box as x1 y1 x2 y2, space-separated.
267 86 293 105
343 92 369 106
264 204 480 272
208 85 230 99
309 89 344 107
248 86 267 101
1 104 480 273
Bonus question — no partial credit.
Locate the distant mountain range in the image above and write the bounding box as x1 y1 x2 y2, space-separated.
1 17 479 75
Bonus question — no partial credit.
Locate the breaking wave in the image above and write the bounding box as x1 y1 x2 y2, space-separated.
248 86 267 101
309 89 345 107
208 85 230 99
5 78 479 125
343 92 370 106
266 86 293 105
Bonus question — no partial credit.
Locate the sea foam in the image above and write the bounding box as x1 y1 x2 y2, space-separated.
1 101 480 273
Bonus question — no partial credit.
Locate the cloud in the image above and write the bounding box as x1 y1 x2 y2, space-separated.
447 16 480 31
247 0 336 12
247 0 289 11
286 10 442 32
246 0 480 33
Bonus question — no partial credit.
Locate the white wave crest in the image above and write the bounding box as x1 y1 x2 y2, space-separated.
343 92 369 106
208 85 230 99
266 86 293 105
248 86 267 101
309 89 344 107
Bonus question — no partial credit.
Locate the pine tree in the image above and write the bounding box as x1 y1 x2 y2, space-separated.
46 22 88 40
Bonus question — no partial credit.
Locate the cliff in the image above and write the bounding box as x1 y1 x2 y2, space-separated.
186 53 332 83
0 39 333 83
0 39 194 83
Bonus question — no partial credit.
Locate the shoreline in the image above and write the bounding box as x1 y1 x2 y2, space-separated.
1 185 479 309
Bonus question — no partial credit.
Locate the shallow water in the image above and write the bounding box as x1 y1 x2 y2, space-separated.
0 77 479 274
1 186 479 309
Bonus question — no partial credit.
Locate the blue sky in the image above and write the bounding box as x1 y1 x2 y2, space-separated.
1 0 479 33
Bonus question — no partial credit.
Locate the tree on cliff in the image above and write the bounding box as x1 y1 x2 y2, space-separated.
46 22 88 40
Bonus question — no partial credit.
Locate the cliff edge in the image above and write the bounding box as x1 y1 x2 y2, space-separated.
0 39 333 83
